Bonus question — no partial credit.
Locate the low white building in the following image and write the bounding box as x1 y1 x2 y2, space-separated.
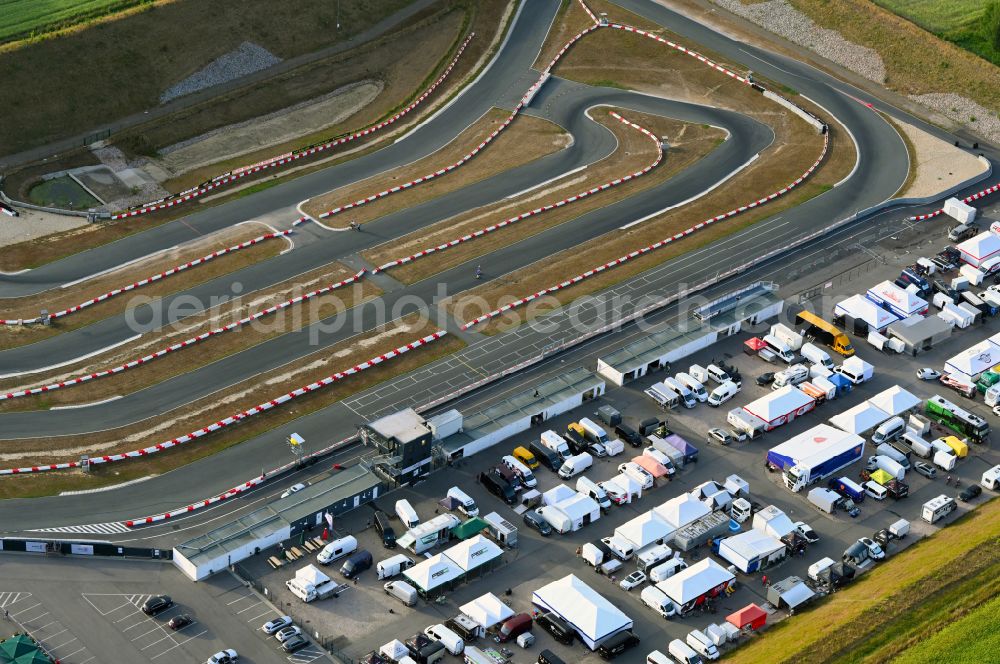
716 530 786 574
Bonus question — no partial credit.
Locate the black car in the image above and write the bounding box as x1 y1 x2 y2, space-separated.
614 424 642 448
374 511 396 549
282 634 310 653
756 372 775 386
141 595 173 616
479 469 517 504
535 612 575 645
167 614 192 630
959 484 982 502
523 510 552 536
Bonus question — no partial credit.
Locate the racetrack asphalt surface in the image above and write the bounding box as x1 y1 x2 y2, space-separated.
1 0 995 533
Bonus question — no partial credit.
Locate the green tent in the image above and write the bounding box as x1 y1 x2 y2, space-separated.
13 651 50 664
451 517 490 540
0 636 37 660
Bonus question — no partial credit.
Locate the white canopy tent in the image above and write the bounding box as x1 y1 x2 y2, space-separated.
403 553 462 593
656 559 735 611
614 511 674 550
446 535 503 574
542 484 577 506
380 640 409 661
829 402 891 435
957 230 1000 267
532 575 633 650
866 281 928 318
945 339 1000 380
835 294 899 331
460 593 515 629
653 494 711 530
867 385 921 417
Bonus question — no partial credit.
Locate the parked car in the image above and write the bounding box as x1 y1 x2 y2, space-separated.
916 368 941 381
523 510 553 536
141 596 173 616
261 616 293 635
206 650 238 664
858 537 885 561
614 424 643 448
794 521 820 544
281 483 307 498
755 372 775 386
993 404 1000 419
168 614 192 630
707 428 734 446
619 571 646 591
914 461 937 479
282 635 310 653
959 484 983 502
275 626 303 643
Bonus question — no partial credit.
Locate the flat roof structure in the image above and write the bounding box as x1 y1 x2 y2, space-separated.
367 408 432 445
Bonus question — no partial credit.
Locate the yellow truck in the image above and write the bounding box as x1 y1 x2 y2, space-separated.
795 310 855 357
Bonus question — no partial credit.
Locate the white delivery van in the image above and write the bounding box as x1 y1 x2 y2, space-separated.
686 630 719 660
424 624 464 655
872 417 906 445
317 535 358 565
707 380 739 407
640 586 677 619
540 430 572 460
384 580 418 606
762 334 795 363
667 640 701 664
800 342 834 369
501 456 537 488
576 476 611 509
676 373 708 403
377 553 414 579
646 650 672 664
706 364 731 384
601 535 636 561
807 557 836 582
982 464 1000 490
901 431 932 458
864 480 887 501
396 499 420 528
649 558 688 583
446 486 480 517
558 452 593 479
664 377 697 408
579 417 611 444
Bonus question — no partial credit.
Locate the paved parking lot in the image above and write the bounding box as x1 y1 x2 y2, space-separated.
1 591 95 664
236 212 1000 664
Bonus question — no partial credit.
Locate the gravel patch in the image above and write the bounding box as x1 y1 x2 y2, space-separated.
160 42 282 104
713 0 886 83
90 146 170 212
908 93 1000 145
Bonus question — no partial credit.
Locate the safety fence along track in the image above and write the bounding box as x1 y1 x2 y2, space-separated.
0 231 292 326
109 34 476 220
0 332 447 475
908 182 1000 221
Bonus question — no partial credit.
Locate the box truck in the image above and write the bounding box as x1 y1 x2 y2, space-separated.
807 488 841 514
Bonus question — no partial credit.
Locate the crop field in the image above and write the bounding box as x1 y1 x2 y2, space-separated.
894 595 1000 664
0 0 146 44
874 0 1000 66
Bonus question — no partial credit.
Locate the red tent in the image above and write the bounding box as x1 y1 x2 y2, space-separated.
744 337 767 355
727 603 767 631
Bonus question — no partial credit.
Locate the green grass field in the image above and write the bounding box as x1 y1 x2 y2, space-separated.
0 0 148 44
874 0 1000 66
893 594 1000 664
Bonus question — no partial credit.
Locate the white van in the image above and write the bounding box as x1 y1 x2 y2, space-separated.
982 464 1000 490
578 417 610 444
686 630 719 660
424 624 464 655
876 442 910 469
640 586 677 619
762 334 795 363
619 462 654 489
384 580 418 607
649 558 688 583
707 380 739 407
646 650 672 664
872 417 905 445
540 430 572 460
601 535 635 561
317 535 358 565
807 557 835 582
377 553 415 579
664 377 697 408
706 364 730 384
800 342 834 370
576 476 611 509
864 480 887 501
667 640 700 664
643 446 672 467
902 430 932 458
676 373 708 403
558 452 593 479
395 499 420 528
446 486 480 516
501 456 537 488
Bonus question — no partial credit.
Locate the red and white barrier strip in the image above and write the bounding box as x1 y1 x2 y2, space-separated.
124 476 266 526
907 182 1000 221
0 331 447 475
461 133 829 329
0 231 291 326
109 34 476 221
577 0 600 25
372 110 663 273
0 269 366 401
316 25 599 221
609 24 750 85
